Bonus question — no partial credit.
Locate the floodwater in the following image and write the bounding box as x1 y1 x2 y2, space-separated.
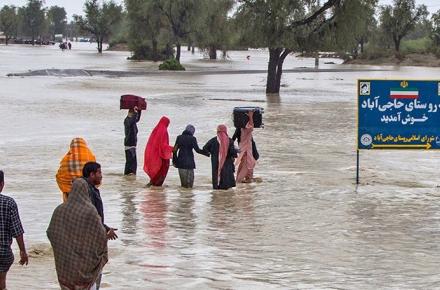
1 43 440 289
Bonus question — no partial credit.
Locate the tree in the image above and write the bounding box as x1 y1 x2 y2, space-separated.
430 10 440 47
22 0 46 45
0 6 18 45
47 6 67 40
379 0 428 55
65 20 80 41
75 0 123 53
315 0 378 58
235 0 342 95
156 0 204 62
195 0 234 60
125 0 171 61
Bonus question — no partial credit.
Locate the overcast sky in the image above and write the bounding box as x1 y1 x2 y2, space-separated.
0 0 439 20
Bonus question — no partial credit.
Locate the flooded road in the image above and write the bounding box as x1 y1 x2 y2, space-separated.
1 43 440 289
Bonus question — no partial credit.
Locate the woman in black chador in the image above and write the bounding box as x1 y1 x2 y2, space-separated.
203 125 238 190
173 124 208 188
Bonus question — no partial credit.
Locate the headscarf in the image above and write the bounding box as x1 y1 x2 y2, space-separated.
216 125 229 185
47 178 108 290
56 138 96 196
184 124 195 136
144 116 174 179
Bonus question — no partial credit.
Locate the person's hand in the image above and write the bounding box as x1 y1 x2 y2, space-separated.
19 250 28 266
133 106 138 113
107 228 118 240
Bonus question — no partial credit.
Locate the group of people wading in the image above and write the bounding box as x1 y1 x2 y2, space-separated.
123 106 260 190
48 106 258 289
0 106 260 290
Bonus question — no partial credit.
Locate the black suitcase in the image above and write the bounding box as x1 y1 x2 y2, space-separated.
233 107 264 128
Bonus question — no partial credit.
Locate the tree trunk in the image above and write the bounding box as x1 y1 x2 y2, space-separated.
32 34 35 46
98 39 103 53
187 44 191 51
314 52 319 69
266 48 290 95
394 39 400 52
393 35 401 54
5 36 9 45
266 48 282 94
360 40 364 54
152 38 159 61
209 46 217 60
176 43 181 62
191 46 195 54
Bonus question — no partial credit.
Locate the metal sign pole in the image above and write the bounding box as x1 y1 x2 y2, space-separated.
356 150 360 185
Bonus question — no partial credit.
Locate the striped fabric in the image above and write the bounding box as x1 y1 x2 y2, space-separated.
47 179 108 289
56 138 96 201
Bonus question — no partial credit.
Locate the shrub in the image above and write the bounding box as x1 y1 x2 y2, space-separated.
401 37 431 54
159 58 185 71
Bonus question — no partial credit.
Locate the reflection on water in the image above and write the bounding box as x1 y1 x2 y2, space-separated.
141 190 168 249
119 176 139 243
168 190 197 245
3 44 440 289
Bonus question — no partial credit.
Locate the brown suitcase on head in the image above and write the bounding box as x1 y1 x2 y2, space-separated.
120 94 147 110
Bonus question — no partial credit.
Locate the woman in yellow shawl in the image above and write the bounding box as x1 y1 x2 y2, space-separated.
56 138 96 202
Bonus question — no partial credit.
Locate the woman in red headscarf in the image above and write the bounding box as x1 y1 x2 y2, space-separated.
144 116 174 186
203 125 238 190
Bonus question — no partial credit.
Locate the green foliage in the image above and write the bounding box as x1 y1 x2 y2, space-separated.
47 6 67 39
21 0 46 42
0 5 18 44
328 0 378 55
379 0 429 52
431 10 440 47
193 0 234 59
125 0 171 61
234 0 343 94
128 44 173 61
159 58 186 70
74 0 123 53
156 0 206 61
401 37 431 53
108 11 129 46
65 20 80 40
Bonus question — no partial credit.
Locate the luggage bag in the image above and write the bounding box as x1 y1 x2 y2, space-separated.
120 94 147 110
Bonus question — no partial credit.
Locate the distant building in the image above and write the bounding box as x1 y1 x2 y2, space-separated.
0 32 6 44
54 34 63 42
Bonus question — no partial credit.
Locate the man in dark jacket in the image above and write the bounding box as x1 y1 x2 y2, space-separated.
172 124 208 188
82 162 117 290
124 106 141 175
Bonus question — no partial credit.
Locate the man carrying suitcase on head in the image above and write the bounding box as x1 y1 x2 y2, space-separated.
124 106 141 175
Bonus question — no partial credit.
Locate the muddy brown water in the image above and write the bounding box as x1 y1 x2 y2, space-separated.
1 43 440 289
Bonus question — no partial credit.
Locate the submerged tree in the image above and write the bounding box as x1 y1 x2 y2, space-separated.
125 0 171 61
47 6 67 40
75 0 123 53
235 0 343 95
21 0 46 45
0 6 18 45
330 0 378 57
195 0 234 60
156 0 204 62
379 0 428 55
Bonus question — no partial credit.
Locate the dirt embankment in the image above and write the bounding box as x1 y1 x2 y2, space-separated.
344 53 440 67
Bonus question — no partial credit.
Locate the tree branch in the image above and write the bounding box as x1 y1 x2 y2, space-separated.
290 0 341 29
